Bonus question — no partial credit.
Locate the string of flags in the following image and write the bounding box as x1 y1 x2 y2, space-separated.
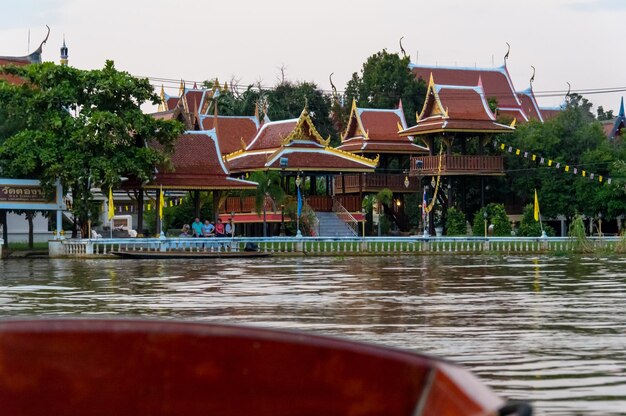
114 197 185 213
495 141 612 185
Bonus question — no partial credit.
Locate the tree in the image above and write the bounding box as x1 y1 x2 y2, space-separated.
266 81 336 144
0 61 183 237
249 171 285 237
345 49 426 126
502 94 626 221
596 106 614 121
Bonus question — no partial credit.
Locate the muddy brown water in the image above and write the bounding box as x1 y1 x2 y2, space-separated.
1 254 625 415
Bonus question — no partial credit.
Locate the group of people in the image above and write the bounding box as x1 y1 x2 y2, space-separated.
181 217 234 238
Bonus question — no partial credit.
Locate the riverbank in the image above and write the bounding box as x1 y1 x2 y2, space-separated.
42 235 626 258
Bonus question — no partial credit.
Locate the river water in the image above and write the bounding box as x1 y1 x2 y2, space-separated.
0 254 625 415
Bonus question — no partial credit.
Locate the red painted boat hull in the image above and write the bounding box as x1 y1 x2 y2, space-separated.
0 319 508 415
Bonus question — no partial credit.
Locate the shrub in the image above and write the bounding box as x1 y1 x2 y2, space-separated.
517 204 554 236
472 203 511 236
445 207 467 236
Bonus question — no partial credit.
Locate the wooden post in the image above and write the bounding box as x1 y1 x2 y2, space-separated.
137 188 144 236
155 188 161 236
358 173 363 203
310 175 316 195
341 173 346 195
213 191 221 222
193 191 201 218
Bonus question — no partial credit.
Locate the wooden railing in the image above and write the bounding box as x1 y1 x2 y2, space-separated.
410 155 504 175
220 196 257 213
336 174 420 194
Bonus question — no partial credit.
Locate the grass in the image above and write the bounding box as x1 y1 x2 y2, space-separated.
4 242 49 251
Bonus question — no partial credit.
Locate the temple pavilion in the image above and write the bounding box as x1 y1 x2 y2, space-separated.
400 74 515 232
335 99 427 230
123 130 258 235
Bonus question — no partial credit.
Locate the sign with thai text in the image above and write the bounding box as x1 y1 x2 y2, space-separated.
0 185 51 203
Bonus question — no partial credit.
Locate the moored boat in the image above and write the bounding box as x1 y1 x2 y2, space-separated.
0 319 531 415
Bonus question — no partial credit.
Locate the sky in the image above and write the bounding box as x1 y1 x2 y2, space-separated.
1 0 625 114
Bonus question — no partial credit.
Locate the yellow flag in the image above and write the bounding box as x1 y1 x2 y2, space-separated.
107 187 115 221
533 189 540 222
159 187 165 220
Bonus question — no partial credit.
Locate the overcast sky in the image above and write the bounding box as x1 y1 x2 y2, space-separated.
1 0 625 114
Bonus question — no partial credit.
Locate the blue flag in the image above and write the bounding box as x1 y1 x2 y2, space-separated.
297 185 302 217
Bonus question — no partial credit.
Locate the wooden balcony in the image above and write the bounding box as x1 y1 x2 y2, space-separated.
220 195 363 214
335 173 420 194
410 155 504 176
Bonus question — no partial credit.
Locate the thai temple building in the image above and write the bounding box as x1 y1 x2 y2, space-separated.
335 99 426 230
400 74 515 232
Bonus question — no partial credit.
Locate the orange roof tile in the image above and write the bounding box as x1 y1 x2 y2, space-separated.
201 116 259 155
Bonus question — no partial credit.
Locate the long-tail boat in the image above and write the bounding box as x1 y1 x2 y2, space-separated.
0 319 531 415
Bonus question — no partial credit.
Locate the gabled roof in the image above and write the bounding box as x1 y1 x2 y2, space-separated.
225 107 378 173
147 130 257 190
0 27 49 86
200 115 260 155
338 99 427 154
399 75 515 136
516 88 544 122
410 63 523 112
539 107 562 121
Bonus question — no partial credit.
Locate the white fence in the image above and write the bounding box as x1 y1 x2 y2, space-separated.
52 236 625 257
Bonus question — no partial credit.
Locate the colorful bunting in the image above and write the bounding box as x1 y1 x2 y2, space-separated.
495 141 614 187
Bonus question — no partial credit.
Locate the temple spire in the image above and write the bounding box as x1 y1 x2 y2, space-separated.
619 97 625 118
60 35 68 66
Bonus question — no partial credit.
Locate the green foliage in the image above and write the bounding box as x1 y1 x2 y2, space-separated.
445 207 467 236
472 203 511 236
517 204 554 237
345 49 426 126
596 106 614 121
375 188 393 207
502 93 626 221
568 214 593 252
248 170 286 237
0 61 183 236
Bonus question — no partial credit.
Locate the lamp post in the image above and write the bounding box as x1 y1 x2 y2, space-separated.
280 204 285 236
361 208 366 237
423 185 429 238
295 174 302 238
483 210 488 238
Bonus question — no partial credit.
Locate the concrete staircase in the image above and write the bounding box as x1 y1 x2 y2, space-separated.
315 212 356 237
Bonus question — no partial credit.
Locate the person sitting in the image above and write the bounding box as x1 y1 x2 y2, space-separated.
215 218 225 237
180 224 191 237
202 220 215 237
191 217 203 237
225 218 234 237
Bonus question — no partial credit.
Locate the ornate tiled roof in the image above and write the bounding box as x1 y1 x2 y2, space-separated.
0 26 49 85
200 115 260 155
338 100 427 155
399 75 515 136
225 107 377 173
516 88 544 122
147 131 257 190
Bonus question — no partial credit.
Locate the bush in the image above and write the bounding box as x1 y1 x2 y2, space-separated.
445 207 467 236
517 204 554 236
472 203 511 236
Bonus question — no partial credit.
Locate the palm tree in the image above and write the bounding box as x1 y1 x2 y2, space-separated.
249 171 286 237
